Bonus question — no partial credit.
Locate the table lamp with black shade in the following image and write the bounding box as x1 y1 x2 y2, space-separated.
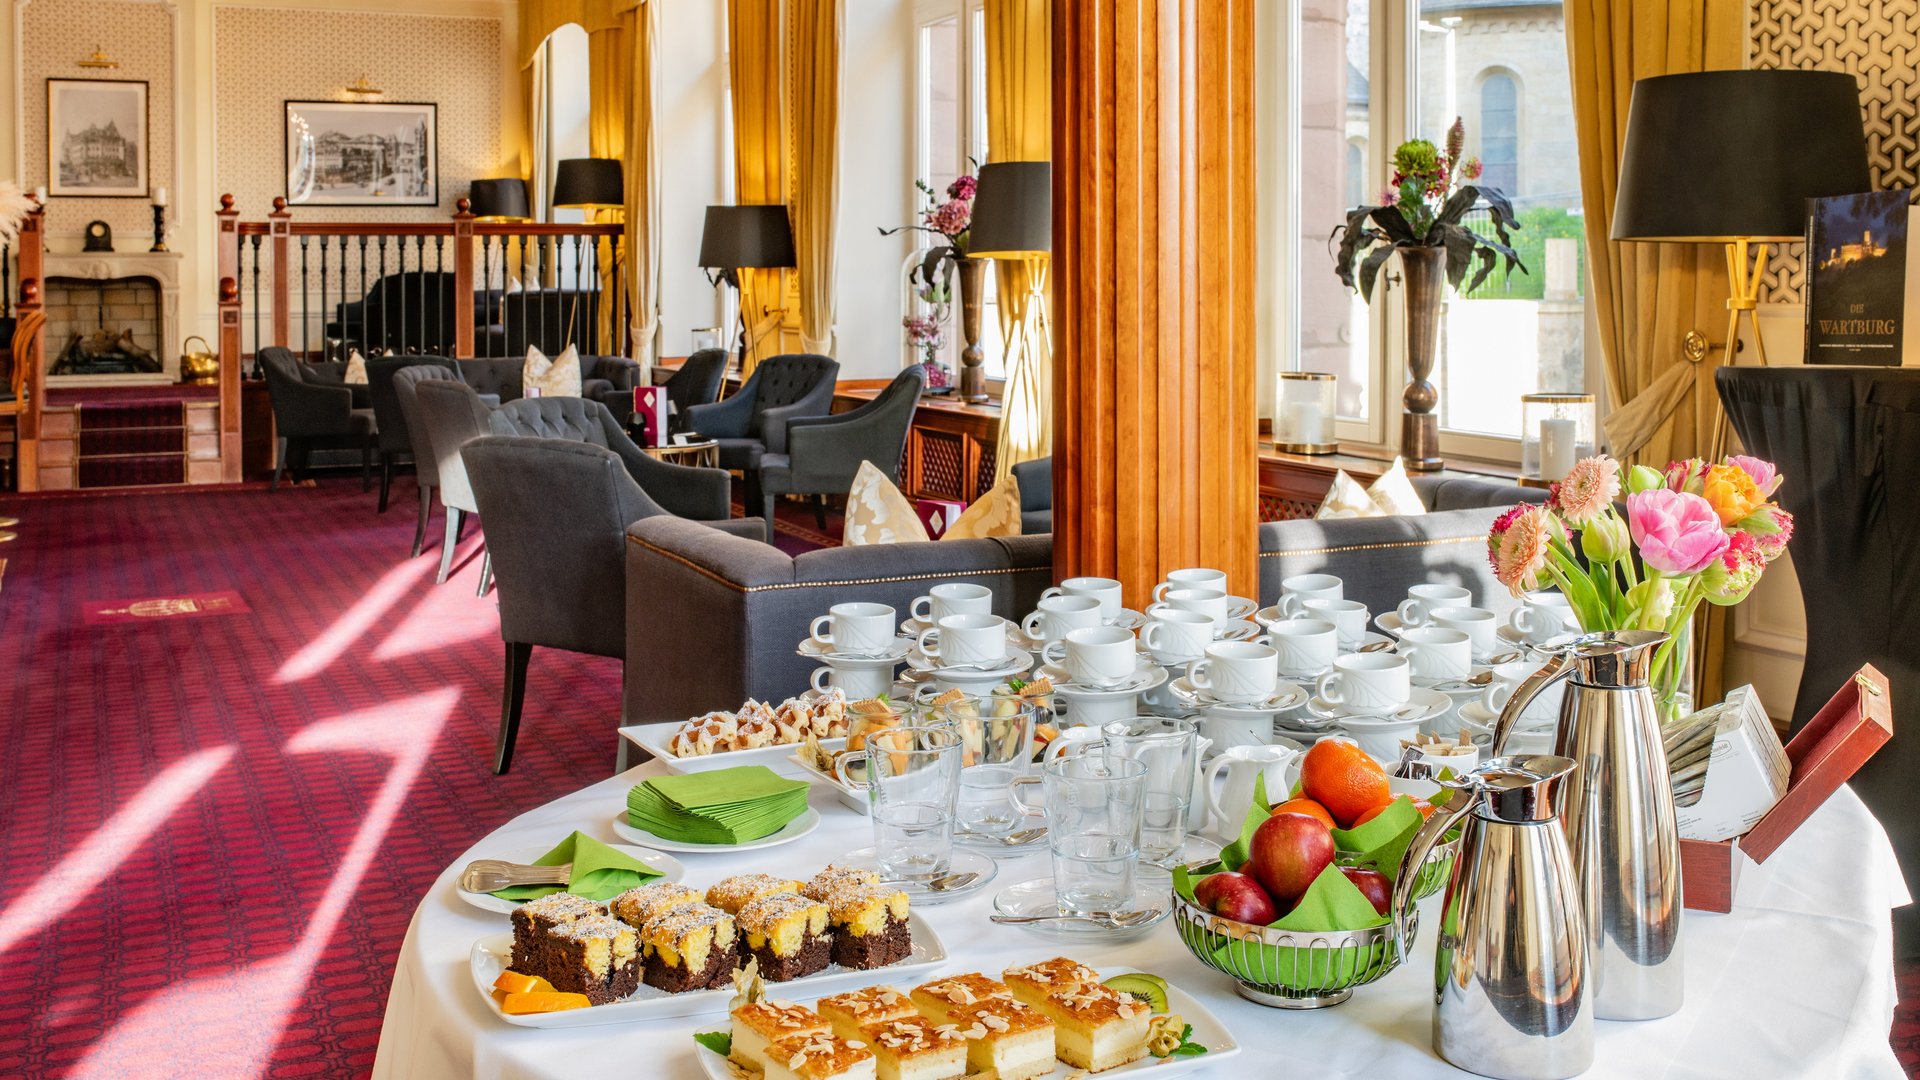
958 161 1051 403
699 204 796 368
1613 70 1870 377
552 158 625 215
466 178 532 222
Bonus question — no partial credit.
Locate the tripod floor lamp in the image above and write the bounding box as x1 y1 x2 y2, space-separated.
699 205 796 368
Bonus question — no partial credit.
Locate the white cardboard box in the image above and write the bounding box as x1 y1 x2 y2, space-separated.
1674 685 1793 843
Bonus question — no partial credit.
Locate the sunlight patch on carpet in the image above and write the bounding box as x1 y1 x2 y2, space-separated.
277 552 435 684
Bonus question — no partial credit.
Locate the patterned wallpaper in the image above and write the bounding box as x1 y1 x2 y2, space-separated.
1749 0 1920 303
213 6 504 222
21 0 176 245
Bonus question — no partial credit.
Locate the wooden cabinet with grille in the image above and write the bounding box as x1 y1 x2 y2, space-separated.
830 383 1000 504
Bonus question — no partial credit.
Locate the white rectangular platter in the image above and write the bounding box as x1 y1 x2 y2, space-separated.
620 721 843 777
469 912 947 1028
688 965 1241 1079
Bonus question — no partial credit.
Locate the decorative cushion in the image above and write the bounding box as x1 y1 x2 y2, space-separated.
343 350 369 385
523 344 582 398
1315 469 1379 519
842 461 931 546
1367 457 1427 516
946 478 1021 539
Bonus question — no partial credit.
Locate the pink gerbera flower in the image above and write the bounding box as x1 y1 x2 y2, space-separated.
1555 456 1620 526
1491 505 1553 595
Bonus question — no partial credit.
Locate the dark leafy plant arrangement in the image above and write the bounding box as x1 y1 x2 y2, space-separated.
1332 118 1528 300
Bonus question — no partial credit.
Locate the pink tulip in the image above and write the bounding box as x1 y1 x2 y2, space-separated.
1725 454 1782 497
1627 490 1729 576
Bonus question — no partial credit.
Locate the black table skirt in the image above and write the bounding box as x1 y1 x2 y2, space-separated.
1718 366 1920 933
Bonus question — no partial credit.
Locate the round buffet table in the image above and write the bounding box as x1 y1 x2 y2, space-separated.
374 761 1910 1079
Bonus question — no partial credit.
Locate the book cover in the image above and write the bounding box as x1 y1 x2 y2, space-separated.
631 385 669 447
1805 190 1917 366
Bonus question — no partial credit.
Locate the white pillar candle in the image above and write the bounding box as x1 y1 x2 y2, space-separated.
33 186 47 202
153 187 168 206
1540 418 1578 481
1284 401 1324 445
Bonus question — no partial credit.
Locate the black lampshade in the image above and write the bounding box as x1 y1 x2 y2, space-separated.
698 205 795 269
552 158 625 209
466 178 531 221
968 161 1052 257
1613 70 1870 242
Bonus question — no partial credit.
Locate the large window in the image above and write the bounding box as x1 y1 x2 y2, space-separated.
913 1 1004 380
1276 0 1591 460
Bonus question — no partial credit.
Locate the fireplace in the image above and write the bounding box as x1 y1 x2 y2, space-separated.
41 252 184 386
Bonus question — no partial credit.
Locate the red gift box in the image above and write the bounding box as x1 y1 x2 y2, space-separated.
1679 663 1893 912
631 386 669 448
916 499 966 539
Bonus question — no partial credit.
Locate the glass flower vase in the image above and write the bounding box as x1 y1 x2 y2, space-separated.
1651 622 1694 726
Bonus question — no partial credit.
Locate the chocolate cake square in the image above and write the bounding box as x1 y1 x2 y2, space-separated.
640 902 738 992
707 873 804 915
736 891 831 982
823 881 912 970
802 864 881 903
536 914 641 1006
609 882 701 930
508 892 604 972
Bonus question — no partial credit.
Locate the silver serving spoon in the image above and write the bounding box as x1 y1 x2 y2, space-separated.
460 859 571 893
990 909 1160 930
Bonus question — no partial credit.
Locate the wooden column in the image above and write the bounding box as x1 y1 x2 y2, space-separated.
216 195 243 483
1050 0 1259 607
268 197 292 349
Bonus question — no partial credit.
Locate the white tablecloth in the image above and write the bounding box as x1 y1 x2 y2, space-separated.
373 764 1910 1080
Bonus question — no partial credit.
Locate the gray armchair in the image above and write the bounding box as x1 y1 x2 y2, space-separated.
392 364 451 557
684 352 840 516
414 379 495 588
259 346 377 492
463 436 760 773
368 355 456 513
488 396 764 538
759 365 925 531
661 349 729 434
1011 456 1053 535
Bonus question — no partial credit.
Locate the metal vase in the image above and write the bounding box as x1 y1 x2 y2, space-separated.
1393 755 1592 1080
955 256 988 403
1492 631 1685 1021
1398 244 1446 471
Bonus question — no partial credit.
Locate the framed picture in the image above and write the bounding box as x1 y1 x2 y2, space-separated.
47 79 148 198
284 100 438 207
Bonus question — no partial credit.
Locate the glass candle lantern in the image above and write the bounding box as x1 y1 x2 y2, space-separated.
1520 393 1597 483
1276 372 1339 454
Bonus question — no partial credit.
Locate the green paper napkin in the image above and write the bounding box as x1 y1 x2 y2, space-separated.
1331 796 1424 875
1271 862 1390 932
491 830 661 902
626 765 809 845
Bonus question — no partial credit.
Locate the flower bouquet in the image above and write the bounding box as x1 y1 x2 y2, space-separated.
1487 455 1794 720
902 309 952 391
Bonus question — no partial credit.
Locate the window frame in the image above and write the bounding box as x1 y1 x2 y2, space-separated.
1266 0 1601 467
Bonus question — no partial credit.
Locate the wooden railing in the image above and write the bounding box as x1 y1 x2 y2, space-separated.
215 195 628 369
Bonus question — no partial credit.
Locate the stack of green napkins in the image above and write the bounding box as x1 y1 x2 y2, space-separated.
627 766 810 845
490 830 663 902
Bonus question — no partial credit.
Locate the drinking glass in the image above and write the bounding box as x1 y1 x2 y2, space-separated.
1092 716 1199 867
940 697 1041 838
836 725 962 882
1011 751 1148 916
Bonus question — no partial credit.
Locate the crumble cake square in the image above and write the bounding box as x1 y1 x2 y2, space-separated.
730 1000 830 1071
737 892 832 981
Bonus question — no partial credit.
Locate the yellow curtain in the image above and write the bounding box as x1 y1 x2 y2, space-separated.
1567 0 1743 470
787 0 839 356
729 0 788 377
623 0 661 372
588 25 626 355
1566 0 1744 704
985 0 1052 485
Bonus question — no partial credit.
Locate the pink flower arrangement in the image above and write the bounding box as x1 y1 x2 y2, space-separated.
1549 456 1620 526
1626 490 1729 575
925 198 972 237
946 174 977 201
1488 505 1554 594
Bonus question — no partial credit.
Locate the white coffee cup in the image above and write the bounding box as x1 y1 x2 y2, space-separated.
1140 607 1214 663
1508 590 1576 643
1021 594 1104 643
1338 713 1426 763
1153 567 1228 603
810 664 894 700
1279 573 1344 616
1482 658 1567 721
1186 641 1280 704
1042 723 1106 761
916 612 1009 667
1261 617 1338 676
1042 624 1139 687
1147 587 1230 626
1431 606 1499 658
1287 597 1369 648
809 601 898 656
1397 583 1473 628
1041 576 1124 619
1396 626 1473 680
1315 652 1411 711
910 582 994 624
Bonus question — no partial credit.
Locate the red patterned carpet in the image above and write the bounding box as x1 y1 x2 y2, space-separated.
0 479 638 1078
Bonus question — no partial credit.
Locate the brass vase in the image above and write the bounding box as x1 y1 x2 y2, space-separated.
955 256 988 403
1399 244 1447 471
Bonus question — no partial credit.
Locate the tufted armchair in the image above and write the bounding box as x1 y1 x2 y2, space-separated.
260 346 378 492
685 353 840 519
1011 457 1053 535
759 365 925 531
368 356 456 513
488 397 765 540
660 349 730 434
414 379 496 589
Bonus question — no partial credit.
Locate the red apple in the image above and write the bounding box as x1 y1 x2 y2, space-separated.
1248 811 1336 903
1340 866 1393 917
1193 871 1278 925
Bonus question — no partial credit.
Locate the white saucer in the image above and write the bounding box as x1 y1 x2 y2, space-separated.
907 645 1034 678
899 615 934 637
1306 686 1452 724
842 846 998 905
797 636 912 664
1214 617 1263 642
1103 607 1148 631
1411 664 1497 694
609 807 822 853
1373 610 1411 638
1037 661 1169 698
991 878 1171 940
1167 676 1308 714
455 843 686 915
1224 596 1259 620
1343 631 1393 653
1498 624 1578 652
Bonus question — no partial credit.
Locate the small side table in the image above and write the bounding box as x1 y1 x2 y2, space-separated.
641 439 720 469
